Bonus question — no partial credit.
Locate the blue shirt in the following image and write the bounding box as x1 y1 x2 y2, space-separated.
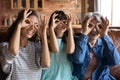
68 34 120 80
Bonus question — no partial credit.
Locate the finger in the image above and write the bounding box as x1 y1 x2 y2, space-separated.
39 15 42 23
96 23 102 32
101 16 106 23
43 16 45 23
88 17 94 22
53 13 58 20
65 14 69 20
105 17 109 25
45 18 48 25
26 11 32 17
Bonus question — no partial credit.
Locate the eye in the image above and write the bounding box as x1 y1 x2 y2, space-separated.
25 19 31 24
55 20 59 23
98 24 102 29
88 23 94 28
35 23 39 28
62 20 67 25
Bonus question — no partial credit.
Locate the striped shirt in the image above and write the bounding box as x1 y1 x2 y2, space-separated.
1 41 43 80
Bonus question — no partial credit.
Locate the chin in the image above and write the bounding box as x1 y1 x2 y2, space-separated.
56 35 63 38
26 34 34 39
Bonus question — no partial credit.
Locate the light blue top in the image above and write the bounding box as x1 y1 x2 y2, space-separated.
41 39 77 80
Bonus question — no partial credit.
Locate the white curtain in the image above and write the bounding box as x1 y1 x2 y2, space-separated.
94 0 120 26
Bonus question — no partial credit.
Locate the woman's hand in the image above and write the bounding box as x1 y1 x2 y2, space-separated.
82 17 95 35
19 9 32 28
96 17 109 37
39 15 48 36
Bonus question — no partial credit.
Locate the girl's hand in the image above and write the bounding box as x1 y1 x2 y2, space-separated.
82 17 95 35
65 14 72 30
20 9 32 28
51 13 60 29
96 17 109 37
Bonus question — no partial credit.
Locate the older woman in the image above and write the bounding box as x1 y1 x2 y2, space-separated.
68 12 120 80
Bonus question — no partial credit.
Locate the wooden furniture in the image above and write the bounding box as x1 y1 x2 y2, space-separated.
11 0 44 10
0 27 8 42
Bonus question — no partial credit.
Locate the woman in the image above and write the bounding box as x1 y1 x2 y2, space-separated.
0 9 50 80
41 10 77 80
68 12 120 80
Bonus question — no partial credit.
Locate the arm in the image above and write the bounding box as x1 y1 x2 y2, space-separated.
49 26 59 53
96 17 120 66
68 34 88 64
49 14 60 53
1 43 15 73
68 17 94 64
66 14 75 54
40 16 50 67
102 35 120 66
9 24 21 55
1 9 32 73
9 9 32 55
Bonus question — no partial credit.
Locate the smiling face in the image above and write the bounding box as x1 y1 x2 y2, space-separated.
88 17 101 41
21 15 39 39
54 19 67 38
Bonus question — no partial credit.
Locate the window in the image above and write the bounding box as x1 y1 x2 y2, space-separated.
94 0 120 26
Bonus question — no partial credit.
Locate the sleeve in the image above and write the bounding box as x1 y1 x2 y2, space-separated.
34 42 42 68
102 35 120 66
0 42 18 73
68 34 88 64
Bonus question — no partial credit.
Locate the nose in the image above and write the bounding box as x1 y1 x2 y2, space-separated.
92 27 97 32
30 24 35 30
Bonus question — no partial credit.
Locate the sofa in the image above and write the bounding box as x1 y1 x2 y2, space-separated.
0 29 120 80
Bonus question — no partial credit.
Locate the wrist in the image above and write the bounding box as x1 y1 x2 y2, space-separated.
82 30 88 35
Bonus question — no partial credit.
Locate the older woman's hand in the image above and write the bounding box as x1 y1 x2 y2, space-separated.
82 17 95 35
96 16 109 37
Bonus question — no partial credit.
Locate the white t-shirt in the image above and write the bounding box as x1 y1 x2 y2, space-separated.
1 41 43 80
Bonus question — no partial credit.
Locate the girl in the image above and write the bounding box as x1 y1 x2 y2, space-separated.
41 10 77 80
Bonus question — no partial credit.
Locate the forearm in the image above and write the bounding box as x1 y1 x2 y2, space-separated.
49 27 59 53
41 30 50 67
67 28 75 54
9 23 21 55
68 34 88 64
102 35 120 65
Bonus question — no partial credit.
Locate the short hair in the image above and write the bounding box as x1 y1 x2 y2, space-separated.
82 12 103 27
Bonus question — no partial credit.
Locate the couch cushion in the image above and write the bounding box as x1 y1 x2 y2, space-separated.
108 30 120 79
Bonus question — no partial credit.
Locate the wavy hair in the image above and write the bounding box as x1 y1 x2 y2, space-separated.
7 9 39 42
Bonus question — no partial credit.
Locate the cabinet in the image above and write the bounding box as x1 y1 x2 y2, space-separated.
11 0 44 10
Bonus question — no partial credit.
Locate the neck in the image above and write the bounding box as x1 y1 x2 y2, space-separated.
20 37 28 47
88 39 97 48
